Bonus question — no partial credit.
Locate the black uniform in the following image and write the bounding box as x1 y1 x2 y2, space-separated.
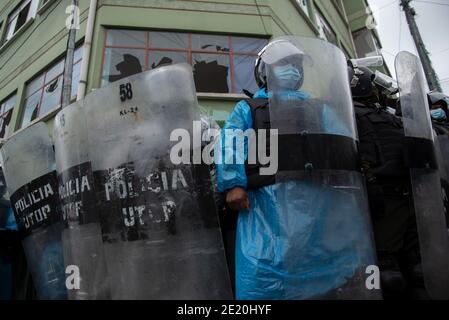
354 100 427 299
432 119 449 228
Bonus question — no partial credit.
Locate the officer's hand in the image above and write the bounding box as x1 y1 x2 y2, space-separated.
226 187 250 211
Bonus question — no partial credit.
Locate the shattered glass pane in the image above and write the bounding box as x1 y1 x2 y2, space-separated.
102 48 145 86
191 34 230 52
232 37 267 53
149 51 188 69
71 61 82 98
40 75 62 115
149 32 188 49
21 91 41 128
192 54 231 93
234 55 258 94
106 29 146 48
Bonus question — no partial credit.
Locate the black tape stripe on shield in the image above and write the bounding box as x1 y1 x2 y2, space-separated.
10 171 62 239
278 134 359 172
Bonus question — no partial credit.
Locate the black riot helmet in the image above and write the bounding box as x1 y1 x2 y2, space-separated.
428 91 449 110
348 65 376 99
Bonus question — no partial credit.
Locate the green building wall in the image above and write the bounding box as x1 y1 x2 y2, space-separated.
0 0 363 135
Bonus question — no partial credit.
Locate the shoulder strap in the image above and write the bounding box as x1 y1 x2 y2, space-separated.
245 98 268 110
245 98 269 124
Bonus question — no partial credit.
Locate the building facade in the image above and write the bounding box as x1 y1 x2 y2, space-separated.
0 0 373 139
343 0 390 74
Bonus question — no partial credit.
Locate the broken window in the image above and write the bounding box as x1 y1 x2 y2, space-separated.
0 94 16 139
106 29 146 48
234 55 259 95
3 0 39 44
102 29 268 94
101 48 145 86
192 54 231 93
149 51 187 70
20 46 83 129
149 32 189 50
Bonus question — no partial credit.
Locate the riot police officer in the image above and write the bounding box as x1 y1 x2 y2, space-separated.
395 52 449 300
429 92 449 136
348 63 426 299
217 37 379 300
429 92 449 228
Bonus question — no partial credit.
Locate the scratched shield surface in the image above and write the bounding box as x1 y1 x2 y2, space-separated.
56 64 232 299
1 122 67 299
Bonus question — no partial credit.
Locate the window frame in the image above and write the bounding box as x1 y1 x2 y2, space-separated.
1 0 39 45
0 93 17 139
18 46 83 129
38 0 56 15
314 6 338 47
100 29 268 94
352 28 381 58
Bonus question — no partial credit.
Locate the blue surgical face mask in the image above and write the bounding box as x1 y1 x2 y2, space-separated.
431 108 447 121
272 64 302 90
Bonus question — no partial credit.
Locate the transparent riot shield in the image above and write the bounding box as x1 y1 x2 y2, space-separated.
54 103 110 299
57 64 232 299
437 135 449 183
396 51 449 299
435 135 449 230
264 36 379 299
0 122 66 299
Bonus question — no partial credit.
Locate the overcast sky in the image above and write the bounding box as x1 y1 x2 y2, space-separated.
367 0 449 94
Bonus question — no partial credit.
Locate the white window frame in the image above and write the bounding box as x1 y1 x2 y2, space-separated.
38 0 56 14
3 0 39 44
19 46 84 129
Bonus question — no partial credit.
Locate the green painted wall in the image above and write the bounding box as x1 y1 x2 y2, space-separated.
0 0 363 137
0 0 89 136
342 0 368 32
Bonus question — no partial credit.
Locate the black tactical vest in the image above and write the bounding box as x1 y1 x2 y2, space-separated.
354 101 409 178
244 98 359 190
244 99 275 189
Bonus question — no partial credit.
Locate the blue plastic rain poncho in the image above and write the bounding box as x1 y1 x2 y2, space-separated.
0 208 17 231
0 202 16 300
217 88 375 300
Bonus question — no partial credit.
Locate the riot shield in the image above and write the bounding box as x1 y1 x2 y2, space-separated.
0 166 12 228
54 103 110 299
437 135 449 183
55 64 232 299
395 51 449 299
434 135 449 230
0 122 66 299
264 36 379 299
